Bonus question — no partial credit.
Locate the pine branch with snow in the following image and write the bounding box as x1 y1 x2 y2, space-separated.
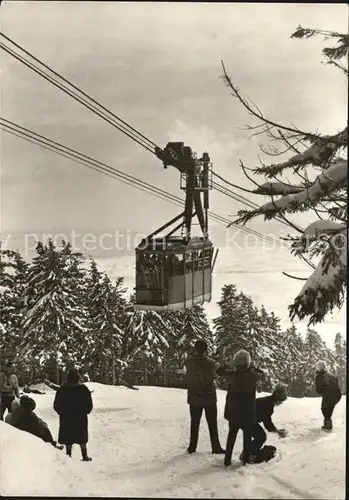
222 27 348 325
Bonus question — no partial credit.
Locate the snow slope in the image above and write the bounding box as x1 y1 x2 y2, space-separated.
0 383 346 499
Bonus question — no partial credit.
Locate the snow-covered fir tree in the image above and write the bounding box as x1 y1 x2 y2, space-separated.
300 328 336 396
334 332 346 394
20 239 88 380
279 324 306 397
119 295 171 384
158 305 215 385
85 258 127 384
0 247 28 364
213 285 251 361
253 305 284 391
169 304 214 359
221 27 347 325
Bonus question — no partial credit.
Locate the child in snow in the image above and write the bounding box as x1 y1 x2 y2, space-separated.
185 340 225 454
10 395 63 448
53 367 93 461
240 383 288 463
217 349 264 466
315 361 342 430
0 361 20 420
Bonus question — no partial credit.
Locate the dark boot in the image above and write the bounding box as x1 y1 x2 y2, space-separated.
52 441 64 450
239 451 256 464
212 447 225 454
81 445 92 461
187 445 196 454
66 445 72 457
322 418 333 430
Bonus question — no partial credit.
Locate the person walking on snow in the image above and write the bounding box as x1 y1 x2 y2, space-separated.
217 349 264 466
185 340 225 455
53 367 93 461
315 361 342 430
240 383 288 462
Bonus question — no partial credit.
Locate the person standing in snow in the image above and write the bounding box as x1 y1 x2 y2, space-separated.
185 340 225 454
240 383 288 462
53 367 93 461
217 349 264 466
10 395 63 449
0 360 20 420
315 361 342 430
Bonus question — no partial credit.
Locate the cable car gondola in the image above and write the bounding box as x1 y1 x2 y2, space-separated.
134 142 219 310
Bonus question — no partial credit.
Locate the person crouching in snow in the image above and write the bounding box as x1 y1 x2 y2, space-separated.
53 367 93 461
11 395 63 449
185 340 225 454
217 349 264 466
315 361 342 430
241 383 288 462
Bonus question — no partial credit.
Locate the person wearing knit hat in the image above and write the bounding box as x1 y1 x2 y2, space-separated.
315 361 326 373
184 339 225 455
233 349 251 368
239 382 288 463
216 349 264 466
272 383 288 405
315 360 342 431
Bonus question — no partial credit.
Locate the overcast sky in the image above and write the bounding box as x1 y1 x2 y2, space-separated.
1 2 347 344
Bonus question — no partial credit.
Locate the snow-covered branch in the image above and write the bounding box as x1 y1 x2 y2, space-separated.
253 182 304 196
233 159 347 225
222 26 348 325
289 231 347 325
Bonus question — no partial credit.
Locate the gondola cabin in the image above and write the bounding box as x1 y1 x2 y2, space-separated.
134 236 213 310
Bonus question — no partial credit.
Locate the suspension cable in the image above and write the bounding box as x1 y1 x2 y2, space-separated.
1 118 288 247
0 32 159 150
0 35 158 155
0 33 291 246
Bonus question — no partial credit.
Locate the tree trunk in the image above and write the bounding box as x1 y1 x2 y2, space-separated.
56 359 60 385
112 352 116 386
143 358 148 385
104 360 109 385
163 350 168 387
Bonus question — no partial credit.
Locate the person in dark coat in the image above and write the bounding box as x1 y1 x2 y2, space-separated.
11 395 63 449
217 349 264 466
315 361 342 430
53 367 93 461
240 383 288 462
185 340 225 454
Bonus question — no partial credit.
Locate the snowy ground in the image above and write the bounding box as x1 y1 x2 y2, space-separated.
0 383 346 498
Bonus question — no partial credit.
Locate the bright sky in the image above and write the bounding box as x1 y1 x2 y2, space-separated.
0 2 347 345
